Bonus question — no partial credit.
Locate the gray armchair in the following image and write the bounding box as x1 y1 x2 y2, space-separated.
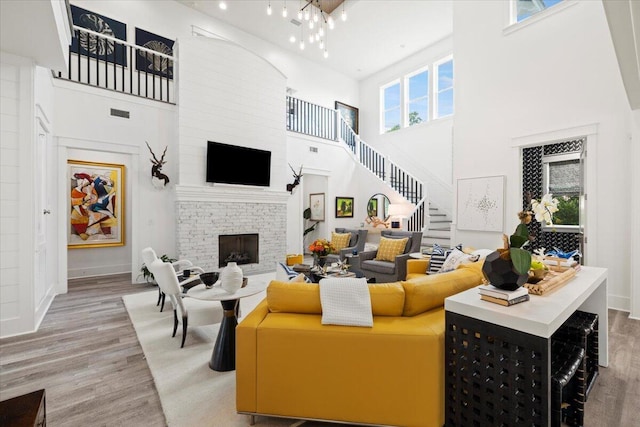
325 228 368 263
353 230 422 283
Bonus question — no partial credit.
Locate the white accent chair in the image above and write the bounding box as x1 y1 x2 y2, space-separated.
141 247 204 312
147 256 224 348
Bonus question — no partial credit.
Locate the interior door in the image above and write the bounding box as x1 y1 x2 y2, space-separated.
34 118 50 307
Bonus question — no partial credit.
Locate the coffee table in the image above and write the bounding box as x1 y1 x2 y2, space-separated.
186 278 267 371
312 270 357 282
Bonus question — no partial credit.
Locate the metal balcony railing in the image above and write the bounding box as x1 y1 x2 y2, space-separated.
286 96 427 232
55 25 175 103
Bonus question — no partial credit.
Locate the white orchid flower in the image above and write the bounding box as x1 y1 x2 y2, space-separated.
531 194 559 225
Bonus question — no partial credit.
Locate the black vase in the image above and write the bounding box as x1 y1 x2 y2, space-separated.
481 250 529 291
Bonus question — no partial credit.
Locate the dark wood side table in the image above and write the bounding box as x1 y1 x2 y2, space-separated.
0 389 46 426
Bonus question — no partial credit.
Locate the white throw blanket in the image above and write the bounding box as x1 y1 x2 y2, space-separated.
318 277 373 327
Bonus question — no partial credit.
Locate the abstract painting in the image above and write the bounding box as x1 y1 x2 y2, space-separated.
70 5 127 66
68 160 125 248
135 27 175 78
457 175 505 232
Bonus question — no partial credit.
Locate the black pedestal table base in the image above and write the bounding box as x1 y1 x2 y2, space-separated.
210 299 238 371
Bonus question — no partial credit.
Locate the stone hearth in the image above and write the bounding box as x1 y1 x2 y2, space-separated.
175 185 288 275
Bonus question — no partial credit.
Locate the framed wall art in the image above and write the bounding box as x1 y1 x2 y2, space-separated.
309 193 325 221
367 198 378 218
68 160 125 248
135 27 175 78
335 101 359 134
457 175 505 232
335 197 354 218
70 5 128 66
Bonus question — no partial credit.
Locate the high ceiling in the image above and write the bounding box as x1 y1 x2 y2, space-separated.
177 0 453 80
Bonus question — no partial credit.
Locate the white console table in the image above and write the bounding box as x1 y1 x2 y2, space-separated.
444 266 608 426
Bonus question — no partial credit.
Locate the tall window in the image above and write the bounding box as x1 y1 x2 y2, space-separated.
380 56 453 134
514 0 564 23
382 81 401 133
405 69 428 127
435 57 454 118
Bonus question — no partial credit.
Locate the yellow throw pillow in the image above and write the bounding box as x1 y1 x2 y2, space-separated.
375 237 409 262
331 232 351 251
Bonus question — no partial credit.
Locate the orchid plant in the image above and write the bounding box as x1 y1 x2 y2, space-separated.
500 193 559 275
531 193 560 225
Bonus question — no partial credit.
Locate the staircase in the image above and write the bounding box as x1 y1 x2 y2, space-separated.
285 96 453 250
335 115 453 250
422 204 453 249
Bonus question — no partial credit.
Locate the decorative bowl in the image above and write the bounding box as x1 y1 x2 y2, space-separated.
199 272 220 288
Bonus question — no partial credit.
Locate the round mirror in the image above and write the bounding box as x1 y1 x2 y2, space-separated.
367 193 390 222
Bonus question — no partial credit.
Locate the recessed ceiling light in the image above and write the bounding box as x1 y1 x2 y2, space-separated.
289 35 296 43
219 1 227 10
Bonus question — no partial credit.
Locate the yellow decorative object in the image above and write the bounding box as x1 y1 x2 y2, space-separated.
285 254 303 266
330 232 351 251
374 237 408 262
236 266 485 427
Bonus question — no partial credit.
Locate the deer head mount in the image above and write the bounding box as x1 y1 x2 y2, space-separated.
145 141 170 187
286 164 303 194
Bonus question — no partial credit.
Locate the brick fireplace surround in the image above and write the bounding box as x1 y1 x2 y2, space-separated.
174 185 288 275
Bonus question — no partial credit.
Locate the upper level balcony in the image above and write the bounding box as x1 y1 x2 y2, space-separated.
55 25 175 104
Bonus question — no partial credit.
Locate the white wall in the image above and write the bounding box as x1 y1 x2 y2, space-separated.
287 132 410 254
1 54 33 337
177 37 287 188
1 54 57 337
358 36 455 213
452 1 633 309
631 108 640 319
54 82 175 281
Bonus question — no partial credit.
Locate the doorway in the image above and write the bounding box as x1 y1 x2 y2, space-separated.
522 138 585 259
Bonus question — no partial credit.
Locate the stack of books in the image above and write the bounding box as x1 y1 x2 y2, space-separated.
478 285 530 306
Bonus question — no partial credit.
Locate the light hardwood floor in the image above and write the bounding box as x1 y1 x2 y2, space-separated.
0 274 165 426
1 274 638 426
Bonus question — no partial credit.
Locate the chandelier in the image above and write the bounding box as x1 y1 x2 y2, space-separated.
267 0 347 59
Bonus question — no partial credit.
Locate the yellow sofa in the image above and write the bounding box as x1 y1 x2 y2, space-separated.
406 257 431 280
236 262 485 427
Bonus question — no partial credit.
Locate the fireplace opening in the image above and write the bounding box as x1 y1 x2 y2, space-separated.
218 233 259 268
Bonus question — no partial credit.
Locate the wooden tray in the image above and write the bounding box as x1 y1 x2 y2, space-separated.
543 256 579 272
523 267 577 295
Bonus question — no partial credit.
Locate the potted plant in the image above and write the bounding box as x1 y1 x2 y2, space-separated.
139 254 177 284
482 193 559 290
308 238 336 269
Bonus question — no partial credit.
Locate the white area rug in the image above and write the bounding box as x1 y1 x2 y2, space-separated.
123 272 350 427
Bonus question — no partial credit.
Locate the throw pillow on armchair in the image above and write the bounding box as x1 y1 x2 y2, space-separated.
331 232 351 252
375 237 408 261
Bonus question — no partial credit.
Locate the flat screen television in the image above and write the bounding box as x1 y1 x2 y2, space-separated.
206 141 271 187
